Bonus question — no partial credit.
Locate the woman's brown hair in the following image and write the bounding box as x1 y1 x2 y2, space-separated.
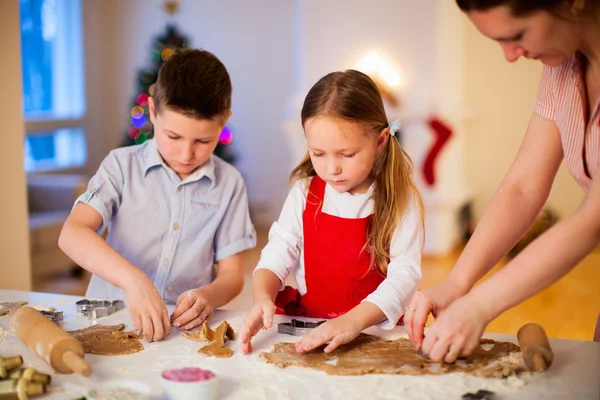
290 69 424 274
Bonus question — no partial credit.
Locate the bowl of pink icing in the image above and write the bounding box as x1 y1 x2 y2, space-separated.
160 367 218 400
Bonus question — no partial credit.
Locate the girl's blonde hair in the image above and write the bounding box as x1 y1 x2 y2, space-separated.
290 70 424 275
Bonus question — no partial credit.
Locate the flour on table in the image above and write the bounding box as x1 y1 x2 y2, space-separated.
0 327 11 344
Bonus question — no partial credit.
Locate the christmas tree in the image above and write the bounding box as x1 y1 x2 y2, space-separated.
123 24 236 164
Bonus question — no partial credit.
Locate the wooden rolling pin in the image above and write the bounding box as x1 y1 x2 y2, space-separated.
517 323 554 372
10 307 91 377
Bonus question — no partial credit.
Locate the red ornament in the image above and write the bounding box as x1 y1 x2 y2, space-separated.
137 93 149 107
220 136 233 145
128 127 141 140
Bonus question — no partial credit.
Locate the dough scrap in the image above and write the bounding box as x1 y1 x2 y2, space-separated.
182 321 235 358
260 334 520 379
68 324 143 355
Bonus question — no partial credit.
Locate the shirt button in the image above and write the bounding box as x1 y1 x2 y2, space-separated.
173 222 180 231
163 259 169 267
177 186 182 192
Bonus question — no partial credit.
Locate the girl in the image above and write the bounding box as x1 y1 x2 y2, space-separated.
240 70 424 355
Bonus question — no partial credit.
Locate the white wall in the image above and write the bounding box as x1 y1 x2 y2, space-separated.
0 0 32 290
300 0 437 114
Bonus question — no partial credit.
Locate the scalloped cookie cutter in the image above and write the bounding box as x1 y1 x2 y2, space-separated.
76 299 125 319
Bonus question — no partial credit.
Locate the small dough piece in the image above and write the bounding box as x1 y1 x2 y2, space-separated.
68 324 143 355
182 321 235 358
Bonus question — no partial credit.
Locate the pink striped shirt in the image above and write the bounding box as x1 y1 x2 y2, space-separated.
535 53 600 193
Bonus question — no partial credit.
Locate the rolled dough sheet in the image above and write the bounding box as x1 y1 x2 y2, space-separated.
260 334 521 379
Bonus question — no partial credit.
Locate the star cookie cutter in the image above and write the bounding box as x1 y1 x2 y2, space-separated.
75 299 125 319
277 319 326 336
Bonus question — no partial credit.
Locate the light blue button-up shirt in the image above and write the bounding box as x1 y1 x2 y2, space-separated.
74 139 256 304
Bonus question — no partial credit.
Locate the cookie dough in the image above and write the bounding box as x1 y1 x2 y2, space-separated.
261 334 520 378
68 324 143 355
182 321 235 358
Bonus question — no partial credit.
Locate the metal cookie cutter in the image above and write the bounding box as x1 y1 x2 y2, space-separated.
462 390 495 400
40 310 63 324
277 319 326 336
76 299 125 319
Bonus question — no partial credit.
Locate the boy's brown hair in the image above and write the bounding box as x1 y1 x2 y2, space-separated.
153 49 231 120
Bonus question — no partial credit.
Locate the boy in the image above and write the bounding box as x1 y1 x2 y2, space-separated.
59 49 256 342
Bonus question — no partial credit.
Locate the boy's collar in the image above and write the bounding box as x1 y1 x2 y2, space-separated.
144 139 164 172
143 139 217 187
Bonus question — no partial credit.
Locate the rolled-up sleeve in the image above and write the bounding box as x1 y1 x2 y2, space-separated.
254 180 306 289
73 151 124 235
214 176 257 262
362 195 423 329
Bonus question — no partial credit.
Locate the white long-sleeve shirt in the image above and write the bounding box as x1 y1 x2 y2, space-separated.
255 177 423 329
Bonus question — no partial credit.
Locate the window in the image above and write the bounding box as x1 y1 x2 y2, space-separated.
20 0 87 172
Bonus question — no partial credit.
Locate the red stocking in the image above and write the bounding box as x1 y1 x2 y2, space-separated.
423 117 453 186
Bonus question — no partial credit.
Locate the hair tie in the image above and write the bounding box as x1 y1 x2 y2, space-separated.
389 120 401 138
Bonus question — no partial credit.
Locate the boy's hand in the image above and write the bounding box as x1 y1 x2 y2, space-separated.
239 299 276 355
170 288 214 331
125 276 171 342
295 315 361 354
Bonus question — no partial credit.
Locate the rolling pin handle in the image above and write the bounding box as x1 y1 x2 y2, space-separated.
61 351 91 377
532 352 548 372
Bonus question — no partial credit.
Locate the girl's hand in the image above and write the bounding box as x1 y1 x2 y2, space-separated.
405 280 465 349
420 294 490 363
295 316 362 354
170 288 214 331
124 276 171 342
239 298 276 355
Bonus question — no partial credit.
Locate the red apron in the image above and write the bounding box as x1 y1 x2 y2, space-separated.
275 176 385 319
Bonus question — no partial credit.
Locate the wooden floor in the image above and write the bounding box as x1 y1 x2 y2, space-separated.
420 246 600 341
34 228 600 341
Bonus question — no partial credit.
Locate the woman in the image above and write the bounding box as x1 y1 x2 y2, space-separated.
405 0 600 363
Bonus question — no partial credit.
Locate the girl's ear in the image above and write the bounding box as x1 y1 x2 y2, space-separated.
148 97 156 124
377 127 390 155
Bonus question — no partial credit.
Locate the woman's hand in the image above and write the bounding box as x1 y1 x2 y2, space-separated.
404 280 466 349
420 293 491 363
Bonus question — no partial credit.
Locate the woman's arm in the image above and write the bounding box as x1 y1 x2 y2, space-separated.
406 112 564 348
448 113 564 292
422 168 600 362
471 166 600 321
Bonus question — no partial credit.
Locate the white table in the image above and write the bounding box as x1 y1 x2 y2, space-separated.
0 290 598 400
